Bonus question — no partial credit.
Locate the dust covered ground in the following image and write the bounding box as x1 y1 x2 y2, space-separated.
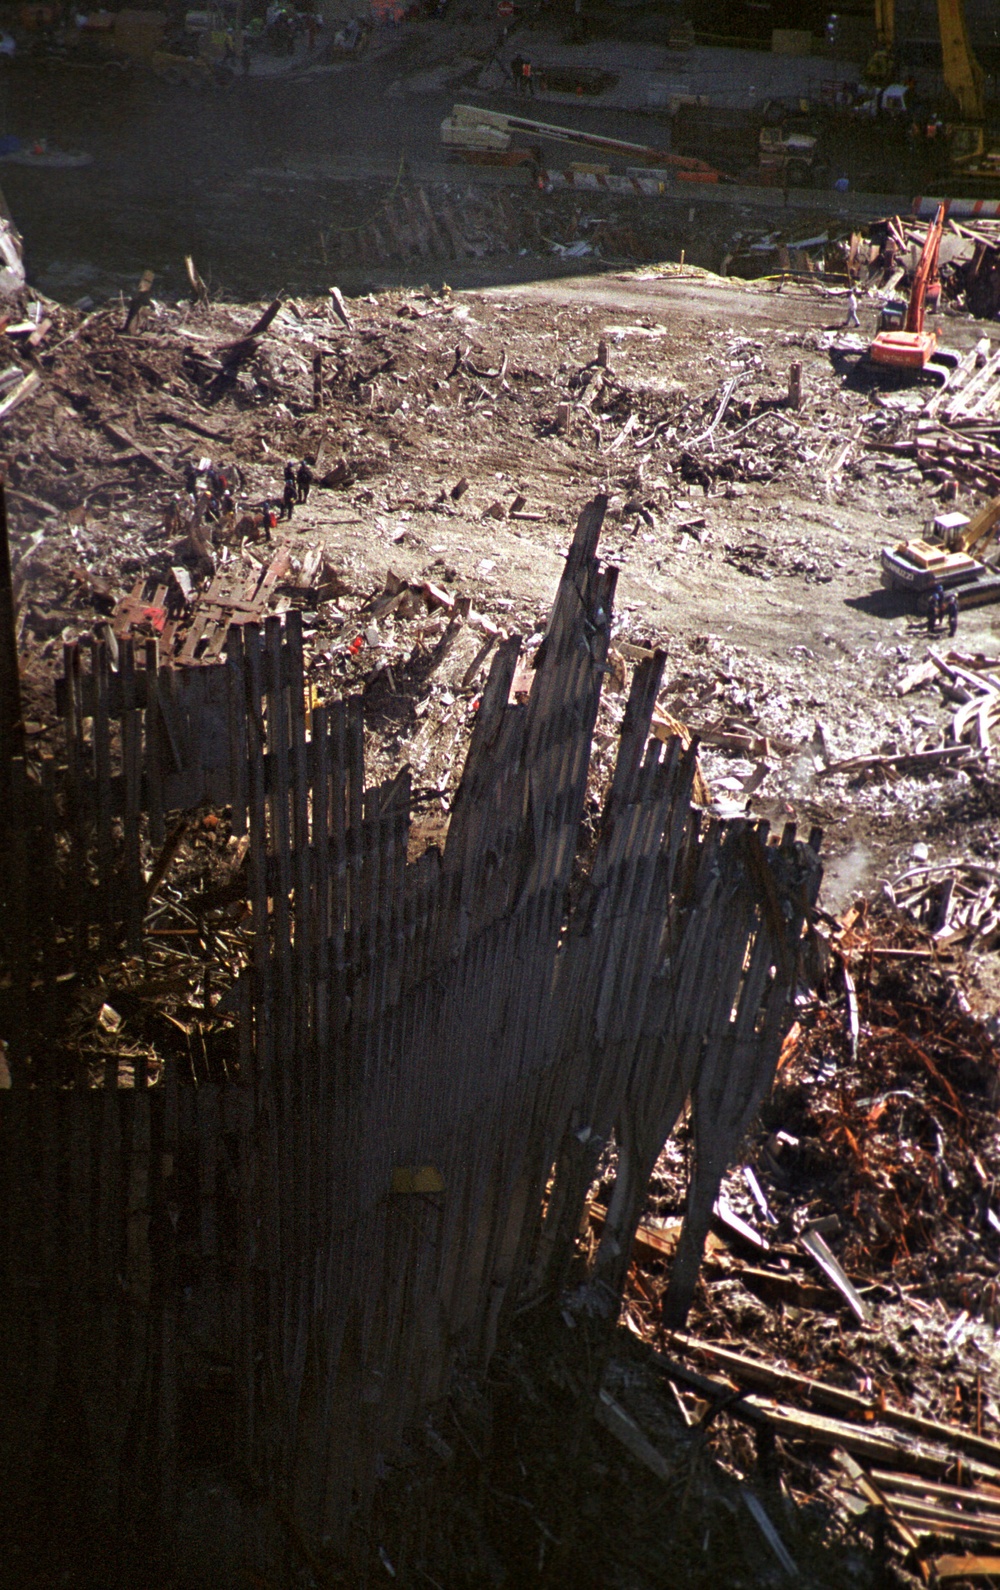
7 265 1000 1588
10 265 1000 912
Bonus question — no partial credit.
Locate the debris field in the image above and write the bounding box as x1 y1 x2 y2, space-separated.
356 906 1000 1590
4 260 1000 1588
7 267 1000 878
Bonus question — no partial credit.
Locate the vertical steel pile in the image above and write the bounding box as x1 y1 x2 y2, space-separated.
233 494 821 1544
0 493 821 1566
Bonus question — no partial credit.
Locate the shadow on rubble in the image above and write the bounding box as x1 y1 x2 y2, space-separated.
828 350 922 399
358 1304 886 1590
826 346 941 400
843 587 914 619
5 1312 878 1590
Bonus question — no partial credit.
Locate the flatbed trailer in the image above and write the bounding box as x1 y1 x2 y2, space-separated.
441 104 723 181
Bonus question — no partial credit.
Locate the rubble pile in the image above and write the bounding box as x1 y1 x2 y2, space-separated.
588 904 1000 1587
5 292 985 881
6 273 1000 911
351 906 1000 1590
725 213 1000 325
860 339 1000 500
5 257 1000 1588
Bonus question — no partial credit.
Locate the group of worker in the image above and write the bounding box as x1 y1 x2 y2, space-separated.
178 455 318 543
183 460 236 525
927 582 959 637
261 459 313 531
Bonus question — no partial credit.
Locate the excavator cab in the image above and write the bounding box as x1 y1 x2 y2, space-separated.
950 123 984 159
871 328 940 371
948 122 1000 178
870 202 959 378
879 298 907 331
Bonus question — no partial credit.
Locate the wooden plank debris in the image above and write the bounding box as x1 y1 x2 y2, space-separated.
108 545 297 663
123 268 155 334
0 496 825 1566
0 370 41 421
184 255 209 305
329 285 353 328
819 743 974 778
176 549 292 664
740 1489 798 1578
595 1388 674 1482
832 1450 922 1553
101 417 175 477
670 1335 1000 1473
931 1557 1000 1581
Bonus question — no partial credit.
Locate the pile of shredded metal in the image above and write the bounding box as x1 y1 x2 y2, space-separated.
349 905 1000 1590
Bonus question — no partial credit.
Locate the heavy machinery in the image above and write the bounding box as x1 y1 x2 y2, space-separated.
866 0 895 84
758 124 816 185
937 0 1000 181
867 0 998 182
937 0 986 123
881 493 1000 609
440 105 723 181
870 203 960 376
757 101 819 186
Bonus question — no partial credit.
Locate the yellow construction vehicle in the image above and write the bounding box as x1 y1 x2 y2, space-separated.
935 0 1000 180
865 0 895 84
882 494 1000 610
943 494 1000 558
867 0 998 181
937 0 985 123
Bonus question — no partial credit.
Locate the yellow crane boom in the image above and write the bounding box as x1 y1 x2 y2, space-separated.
958 494 1000 559
874 0 893 52
937 0 985 121
869 0 984 123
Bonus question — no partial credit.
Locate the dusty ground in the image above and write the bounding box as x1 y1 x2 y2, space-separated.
11 266 1000 906
7 263 1000 1590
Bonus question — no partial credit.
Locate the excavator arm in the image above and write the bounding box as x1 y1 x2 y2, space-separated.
959 494 1000 558
937 0 985 122
874 0 893 52
905 205 945 334
866 0 895 81
870 204 946 369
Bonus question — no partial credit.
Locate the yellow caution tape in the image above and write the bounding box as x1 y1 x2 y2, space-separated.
391 1165 445 1194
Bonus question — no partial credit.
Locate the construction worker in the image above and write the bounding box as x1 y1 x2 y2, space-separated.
280 476 296 521
260 499 276 540
845 288 860 327
945 589 959 637
927 582 945 634
296 458 313 503
521 57 534 97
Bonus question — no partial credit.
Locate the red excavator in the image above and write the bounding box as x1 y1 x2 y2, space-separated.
870 203 958 376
